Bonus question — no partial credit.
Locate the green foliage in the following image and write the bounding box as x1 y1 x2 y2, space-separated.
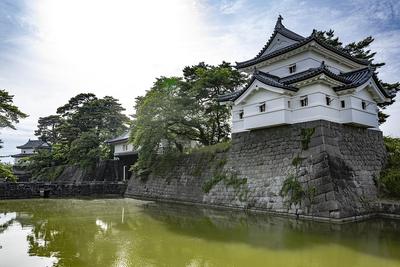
50 165 65 181
19 148 54 179
25 93 128 177
129 62 247 177
0 163 17 181
215 157 226 169
209 153 216 162
380 136 400 198
279 128 318 208
300 127 315 150
68 130 111 173
0 89 28 130
225 175 247 188
317 30 399 124
153 151 179 178
35 115 61 145
0 89 28 169
309 186 318 203
359 194 373 211
292 155 305 167
279 174 306 207
202 172 226 193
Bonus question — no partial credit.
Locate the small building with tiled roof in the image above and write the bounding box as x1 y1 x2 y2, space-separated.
217 15 393 133
107 130 138 180
11 139 51 165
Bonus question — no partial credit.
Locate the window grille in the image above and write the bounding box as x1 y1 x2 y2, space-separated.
300 96 308 107
289 64 296 73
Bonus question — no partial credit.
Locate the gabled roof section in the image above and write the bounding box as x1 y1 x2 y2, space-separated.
107 130 130 144
236 16 369 70
334 65 392 98
255 15 305 59
17 140 51 149
216 68 298 103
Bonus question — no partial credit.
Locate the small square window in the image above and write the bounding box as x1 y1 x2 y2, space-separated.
288 101 291 109
239 111 244 119
289 65 296 73
362 101 366 110
300 97 308 107
341 100 345 108
259 103 266 112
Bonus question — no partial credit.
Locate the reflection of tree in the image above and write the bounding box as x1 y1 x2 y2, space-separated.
0 215 14 234
1 199 400 267
25 212 121 267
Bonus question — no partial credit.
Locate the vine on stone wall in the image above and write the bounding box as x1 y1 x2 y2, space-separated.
300 127 315 150
153 151 179 179
279 127 318 209
201 155 251 202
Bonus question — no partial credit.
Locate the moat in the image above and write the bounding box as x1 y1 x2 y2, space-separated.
1 197 399 267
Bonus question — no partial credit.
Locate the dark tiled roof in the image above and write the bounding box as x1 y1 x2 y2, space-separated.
11 153 37 158
216 68 297 102
236 17 369 69
254 15 306 59
107 130 130 143
17 140 51 149
216 62 392 103
281 61 350 84
334 65 391 97
253 68 297 91
216 89 246 102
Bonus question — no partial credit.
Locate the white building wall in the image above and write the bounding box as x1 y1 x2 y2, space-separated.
256 50 356 77
231 84 380 132
114 141 134 154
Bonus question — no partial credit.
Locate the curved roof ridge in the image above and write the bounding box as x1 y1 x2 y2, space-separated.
254 67 280 81
253 15 305 59
107 130 130 143
280 61 350 85
334 65 381 92
236 20 370 70
17 140 50 149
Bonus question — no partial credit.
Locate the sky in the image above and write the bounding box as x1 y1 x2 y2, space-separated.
0 0 399 163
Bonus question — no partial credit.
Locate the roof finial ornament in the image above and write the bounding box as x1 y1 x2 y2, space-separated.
275 15 283 30
253 66 260 75
311 29 317 37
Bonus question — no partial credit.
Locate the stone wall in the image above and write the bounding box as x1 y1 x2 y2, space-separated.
125 120 387 222
0 181 127 199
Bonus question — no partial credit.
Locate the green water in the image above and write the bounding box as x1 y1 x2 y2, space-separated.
0 198 399 267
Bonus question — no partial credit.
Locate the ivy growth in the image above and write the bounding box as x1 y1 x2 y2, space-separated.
279 174 306 207
279 127 318 209
300 127 315 150
153 151 179 178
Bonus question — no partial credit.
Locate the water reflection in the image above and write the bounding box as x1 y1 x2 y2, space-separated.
0 198 399 267
141 202 400 260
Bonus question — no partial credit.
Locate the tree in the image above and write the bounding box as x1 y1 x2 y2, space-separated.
56 93 129 144
129 62 248 178
28 93 129 176
0 89 28 130
0 89 28 181
317 30 399 124
35 115 61 145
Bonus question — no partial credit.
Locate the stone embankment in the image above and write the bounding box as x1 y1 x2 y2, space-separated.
125 120 390 222
1 160 128 199
0 181 127 199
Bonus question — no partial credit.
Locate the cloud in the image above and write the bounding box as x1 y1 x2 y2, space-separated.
220 0 247 14
0 0 399 163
